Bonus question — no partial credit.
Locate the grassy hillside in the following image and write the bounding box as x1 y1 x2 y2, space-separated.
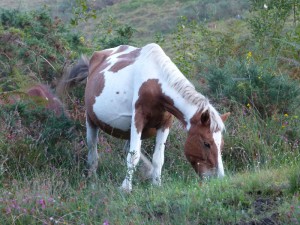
0 0 300 224
0 163 299 224
0 0 250 43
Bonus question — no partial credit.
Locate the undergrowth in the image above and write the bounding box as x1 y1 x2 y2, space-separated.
0 2 299 224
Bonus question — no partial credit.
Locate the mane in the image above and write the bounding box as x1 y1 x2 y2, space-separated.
143 43 224 132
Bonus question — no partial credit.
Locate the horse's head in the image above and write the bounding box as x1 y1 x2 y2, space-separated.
184 110 230 179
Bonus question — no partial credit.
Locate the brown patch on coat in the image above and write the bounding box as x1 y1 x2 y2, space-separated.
109 48 141 73
114 45 129 54
85 50 113 108
85 50 111 134
89 50 113 76
184 111 219 177
134 79 190 134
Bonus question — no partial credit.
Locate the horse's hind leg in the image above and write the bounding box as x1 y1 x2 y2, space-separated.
86 119 99 177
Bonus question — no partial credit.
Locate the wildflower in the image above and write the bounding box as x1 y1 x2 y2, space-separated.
79 36 85 44
247 51 252 59
103 220 109 225
247 103 251 109
284 113 288 117
48 197 55 203
39 199 46 209
264 4 268 9
22 208 27 214
6 206 11 214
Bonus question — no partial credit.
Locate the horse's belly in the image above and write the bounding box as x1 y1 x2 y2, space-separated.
93 85 133 131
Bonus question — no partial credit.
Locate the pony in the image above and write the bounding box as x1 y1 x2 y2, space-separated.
0 84 68 117
64 43 230 191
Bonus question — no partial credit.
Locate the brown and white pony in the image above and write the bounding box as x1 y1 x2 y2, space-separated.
66 43 229 191
0 84 68 117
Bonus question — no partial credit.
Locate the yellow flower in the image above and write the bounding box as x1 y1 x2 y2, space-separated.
247 51 252 59
284 113 288 117
247 103 251 108
79 36 85 44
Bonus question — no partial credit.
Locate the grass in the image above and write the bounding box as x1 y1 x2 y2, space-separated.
0 164 299 224
0 102 299 224
0 93 299 224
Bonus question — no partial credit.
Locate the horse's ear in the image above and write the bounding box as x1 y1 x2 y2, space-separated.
221 112 230 122
200 110 210 126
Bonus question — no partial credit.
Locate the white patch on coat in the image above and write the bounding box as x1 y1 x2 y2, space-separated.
213 131 225 177
92 47 139 131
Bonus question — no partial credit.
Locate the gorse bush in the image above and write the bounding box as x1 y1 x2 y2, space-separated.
247 0 300 77
0 9 88 91
94 15 135 49
205 59 300 117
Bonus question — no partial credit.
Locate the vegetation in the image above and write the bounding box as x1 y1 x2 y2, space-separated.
0 0 299 224
0 8 89 91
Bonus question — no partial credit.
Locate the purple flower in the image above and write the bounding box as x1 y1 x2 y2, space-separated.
39 199 46 209
6 206 11 214
103 219 109 225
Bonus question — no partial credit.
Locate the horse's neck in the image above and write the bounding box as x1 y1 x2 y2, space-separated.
160 81 199 130
140 44 206 130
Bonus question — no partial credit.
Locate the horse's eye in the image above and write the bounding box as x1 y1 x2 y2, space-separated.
204 142 210 149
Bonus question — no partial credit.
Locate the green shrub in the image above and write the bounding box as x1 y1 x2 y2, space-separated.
94 15 135 49
0 9 89 90
247 0 300 75
205 59 300 117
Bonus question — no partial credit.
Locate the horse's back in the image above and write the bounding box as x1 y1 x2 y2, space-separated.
85 44 171 138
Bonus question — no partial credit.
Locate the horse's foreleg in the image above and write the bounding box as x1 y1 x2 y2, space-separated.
86 120 99 177
121 128 142 192
151 128 170 186
123 140 153 180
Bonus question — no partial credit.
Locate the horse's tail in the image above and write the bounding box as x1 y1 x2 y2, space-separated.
57 55 89 97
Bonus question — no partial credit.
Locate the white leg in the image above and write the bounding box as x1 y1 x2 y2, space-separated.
124 140 153 180
151 128 169 186
121 127 142 192
86 120 99 176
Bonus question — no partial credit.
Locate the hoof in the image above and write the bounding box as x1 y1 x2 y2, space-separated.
121 179 132 193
